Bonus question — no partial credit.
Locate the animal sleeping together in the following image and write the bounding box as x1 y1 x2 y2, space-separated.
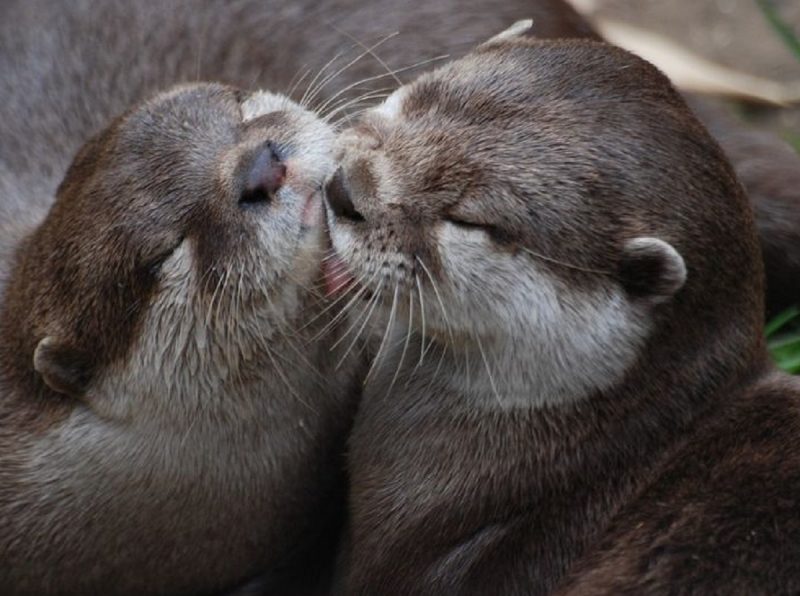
1 1 799 594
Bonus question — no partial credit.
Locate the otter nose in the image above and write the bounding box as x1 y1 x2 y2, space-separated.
325 167 364 222
240 142 286 206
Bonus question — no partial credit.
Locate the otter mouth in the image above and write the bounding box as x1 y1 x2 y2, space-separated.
300 188 323 230
322 251 356 298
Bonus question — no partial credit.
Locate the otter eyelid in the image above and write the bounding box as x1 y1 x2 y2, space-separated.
445 216 491 232
149 236 186 274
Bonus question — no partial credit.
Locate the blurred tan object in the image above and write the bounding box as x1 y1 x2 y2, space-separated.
565 0 599 14
563 0 800 105
597 19 800 105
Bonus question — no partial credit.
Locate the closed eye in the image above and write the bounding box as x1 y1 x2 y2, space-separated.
143 237 185 277
445 216 493 232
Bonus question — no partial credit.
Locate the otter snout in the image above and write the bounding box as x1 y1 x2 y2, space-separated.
240 141 286 206
325 167 364 222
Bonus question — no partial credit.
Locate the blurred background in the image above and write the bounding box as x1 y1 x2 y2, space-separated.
571 0 800 371
576 0 800 146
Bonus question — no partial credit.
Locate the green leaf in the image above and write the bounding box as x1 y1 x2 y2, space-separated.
765 305 800 337
755 0 800 62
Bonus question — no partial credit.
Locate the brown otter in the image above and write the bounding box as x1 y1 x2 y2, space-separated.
688 97 800 319
325 31 800 594
0 2 596 594
0 82 369 595
1 1 798 593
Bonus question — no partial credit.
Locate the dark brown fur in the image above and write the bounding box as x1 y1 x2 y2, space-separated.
689 97 800 319
1 1 798 593
328 38 800 595
0 2 596 594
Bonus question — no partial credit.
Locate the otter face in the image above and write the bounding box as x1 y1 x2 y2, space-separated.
323 40 737 407
23 83 335 407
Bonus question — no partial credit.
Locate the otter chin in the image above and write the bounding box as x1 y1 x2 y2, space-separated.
0 83 363 596
325 27 800 595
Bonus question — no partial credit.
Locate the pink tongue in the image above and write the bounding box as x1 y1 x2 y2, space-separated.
323 255 355 297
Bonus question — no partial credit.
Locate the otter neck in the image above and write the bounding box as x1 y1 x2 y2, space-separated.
354 315 770 593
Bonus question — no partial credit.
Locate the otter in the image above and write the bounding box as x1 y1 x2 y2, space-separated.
0 81 369 595
2 1 798 593
325 30 800 594
0 1 600 593
688 97 800 319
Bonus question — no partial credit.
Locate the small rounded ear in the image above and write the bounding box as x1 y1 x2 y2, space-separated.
481 19 534 46
619 237 687 304
33 337 93 398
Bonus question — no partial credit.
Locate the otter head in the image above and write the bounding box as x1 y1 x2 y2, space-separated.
3 83 335 412
325 35 764 407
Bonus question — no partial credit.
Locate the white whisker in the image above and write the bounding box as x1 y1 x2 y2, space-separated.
305 32 400 110
335 279 385 370
386 289 414 396
476 334 503 407
366 282 399 383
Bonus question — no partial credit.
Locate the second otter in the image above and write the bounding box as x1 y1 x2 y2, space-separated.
326 33 800 594
0 85 362 595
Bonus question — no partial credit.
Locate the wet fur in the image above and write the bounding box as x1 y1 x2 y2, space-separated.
328 38 800 594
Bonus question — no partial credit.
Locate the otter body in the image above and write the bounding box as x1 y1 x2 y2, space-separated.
326 35 800 594
0 80 364 595
0 2 594 593
2 1 799 593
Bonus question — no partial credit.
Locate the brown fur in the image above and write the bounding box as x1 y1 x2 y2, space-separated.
327 38 800 594
0 79 366 595
689 97 800 319
1 1 798 593
0 2 595 593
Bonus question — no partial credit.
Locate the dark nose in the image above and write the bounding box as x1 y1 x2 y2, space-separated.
325 167 364 222
240 142 286 206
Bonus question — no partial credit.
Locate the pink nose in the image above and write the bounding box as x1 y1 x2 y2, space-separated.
240 142 286 206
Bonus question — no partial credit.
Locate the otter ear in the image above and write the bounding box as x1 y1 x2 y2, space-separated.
33 337 93 398
619 237 686 304
481 19 534 46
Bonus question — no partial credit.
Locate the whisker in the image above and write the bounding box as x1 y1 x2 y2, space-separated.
334 279 385 369
313 54 449 118
320 89 392 120
310 272 376 342
330 274 380 351
286 66 311 101
263 342 317 413
415 273 428 367
301 50 348 108
476 334 503 407
386 289 414 396
519 246 612 275
320 88 394 122
416 257 456 391
331 24 403 87
324 94 393 125
205 269 226 328
415 257 456 347
299 267 373 333
305 32 400 110
365 282 399 383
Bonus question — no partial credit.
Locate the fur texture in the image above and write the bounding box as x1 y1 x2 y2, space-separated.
327 37 799 595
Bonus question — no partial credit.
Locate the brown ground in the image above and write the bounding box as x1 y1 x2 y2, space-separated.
589 0 800 143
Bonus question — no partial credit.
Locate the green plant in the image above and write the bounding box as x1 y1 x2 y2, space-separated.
785 132 800 154
766 306 800 373
755 0 800 62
